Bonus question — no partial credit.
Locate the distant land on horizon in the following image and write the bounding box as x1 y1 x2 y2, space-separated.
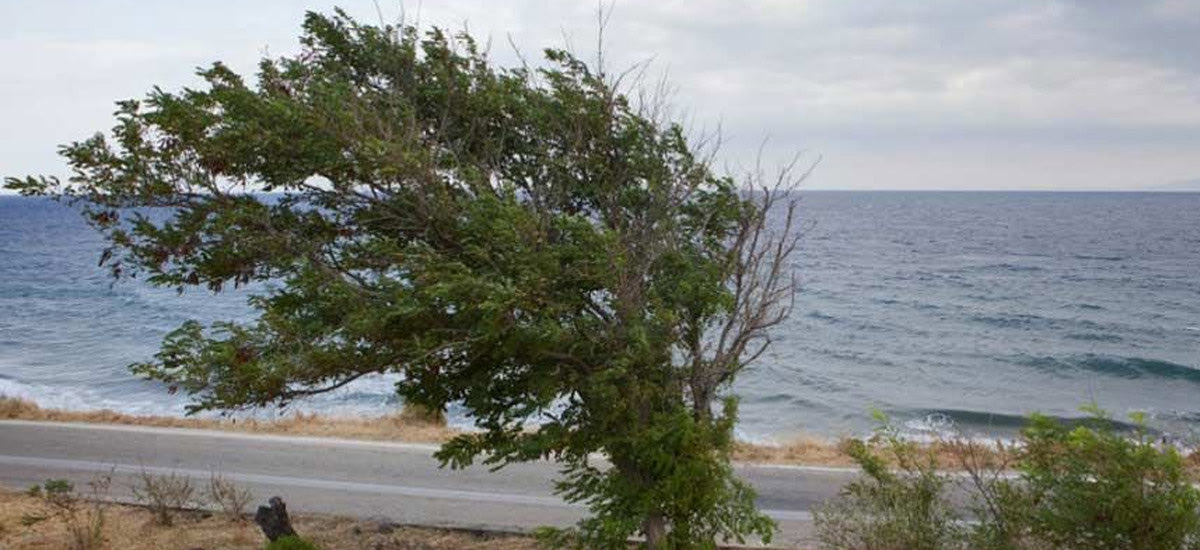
806 178 1200 192
1151 179 1200 192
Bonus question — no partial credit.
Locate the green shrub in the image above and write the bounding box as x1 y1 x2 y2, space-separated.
993 408 1200 550
814 415 964 550
265 535 321 550
817 407 1200 550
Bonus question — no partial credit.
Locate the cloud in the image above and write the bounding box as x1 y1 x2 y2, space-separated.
1 0 1197 190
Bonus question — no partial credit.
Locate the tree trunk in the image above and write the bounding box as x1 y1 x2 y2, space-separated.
613 453 670 549
691 381 713 424
254 496 298 542
642 512 668 549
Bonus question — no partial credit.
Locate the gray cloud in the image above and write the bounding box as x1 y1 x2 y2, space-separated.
1 0 1197 190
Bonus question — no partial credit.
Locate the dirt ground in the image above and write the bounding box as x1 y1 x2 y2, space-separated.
0 488 541 550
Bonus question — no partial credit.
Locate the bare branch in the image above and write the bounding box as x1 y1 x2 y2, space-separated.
683 150 819 414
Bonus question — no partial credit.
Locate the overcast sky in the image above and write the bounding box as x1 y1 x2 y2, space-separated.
2 0 1198 190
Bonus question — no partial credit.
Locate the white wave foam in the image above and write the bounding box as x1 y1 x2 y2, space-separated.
0 377 152 412
0 373 481 429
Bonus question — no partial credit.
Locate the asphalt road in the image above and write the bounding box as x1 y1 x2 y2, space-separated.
0 420 860 548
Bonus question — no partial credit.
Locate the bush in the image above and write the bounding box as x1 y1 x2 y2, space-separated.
994 408 1200 550
131 470 195 526
265 535 322 550
32 475 111 550
206 473 253 522
814 415 964 550
943 437 1028 550
817 408 1200 550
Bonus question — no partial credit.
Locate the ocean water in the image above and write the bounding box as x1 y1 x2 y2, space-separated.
1 192 1197 441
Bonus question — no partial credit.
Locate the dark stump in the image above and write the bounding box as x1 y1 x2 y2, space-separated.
254 496 298 542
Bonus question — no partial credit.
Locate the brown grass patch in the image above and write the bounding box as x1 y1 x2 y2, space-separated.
0 395 455 444
0 488 539 550
732 436 858 467
733 436 1026 471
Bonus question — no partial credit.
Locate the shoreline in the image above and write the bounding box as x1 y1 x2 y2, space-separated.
0 396 856 467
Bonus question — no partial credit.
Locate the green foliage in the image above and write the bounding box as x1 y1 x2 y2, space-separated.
814 418 963 550
43 479 74 497
989 408 1200 550
545 398 775 549
6 8 802 548
817 408 1200 550
265 535 322 550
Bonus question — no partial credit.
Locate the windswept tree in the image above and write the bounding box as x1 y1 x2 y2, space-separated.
7 10 808 549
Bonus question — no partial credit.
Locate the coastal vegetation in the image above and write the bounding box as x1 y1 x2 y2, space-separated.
5 8 805 548
816 409 1200 550
22 477 110 550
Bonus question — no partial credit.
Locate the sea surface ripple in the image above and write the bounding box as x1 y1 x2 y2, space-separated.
1 192 1197 441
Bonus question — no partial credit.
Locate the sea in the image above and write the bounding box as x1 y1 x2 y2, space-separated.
1 192 1198 442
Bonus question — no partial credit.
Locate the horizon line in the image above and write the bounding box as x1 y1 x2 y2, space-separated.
2 188 1197 197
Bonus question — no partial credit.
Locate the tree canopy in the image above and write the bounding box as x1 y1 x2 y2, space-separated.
7 9 807 549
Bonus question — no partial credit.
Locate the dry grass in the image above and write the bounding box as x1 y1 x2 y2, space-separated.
735 436 1025 471
0 396 456 444
733 436 859 467
131 470 196 526
0 489 540 550
206 473 254 522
